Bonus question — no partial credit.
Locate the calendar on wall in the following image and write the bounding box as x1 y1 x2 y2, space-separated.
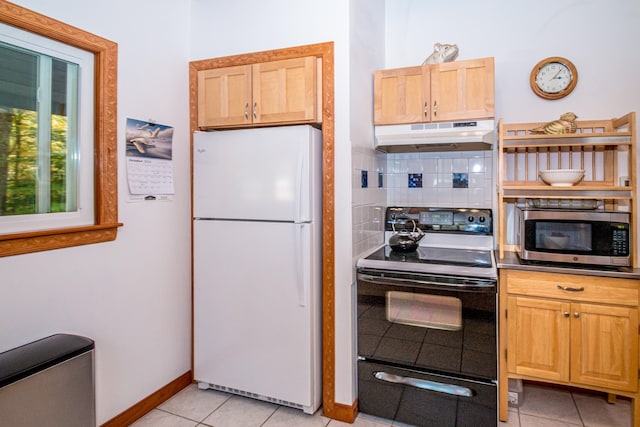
125 118 175 200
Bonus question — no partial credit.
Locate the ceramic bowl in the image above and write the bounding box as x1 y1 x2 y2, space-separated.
538 169 585 187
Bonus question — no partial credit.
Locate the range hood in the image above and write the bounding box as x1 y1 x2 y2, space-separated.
374 119 495 153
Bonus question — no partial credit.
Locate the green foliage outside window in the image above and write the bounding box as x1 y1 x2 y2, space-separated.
0 109 69 216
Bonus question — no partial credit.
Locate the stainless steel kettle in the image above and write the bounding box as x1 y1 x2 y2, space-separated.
389 218 424 252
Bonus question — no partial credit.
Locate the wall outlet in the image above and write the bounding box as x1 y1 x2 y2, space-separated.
508 391 519 405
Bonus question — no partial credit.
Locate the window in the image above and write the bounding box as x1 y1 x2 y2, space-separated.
0 3 119 256
1 24 94 233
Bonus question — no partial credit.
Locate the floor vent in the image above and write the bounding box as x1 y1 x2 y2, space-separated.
201 382 303 411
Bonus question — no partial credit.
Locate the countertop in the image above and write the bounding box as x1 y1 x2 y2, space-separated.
497 251 640 279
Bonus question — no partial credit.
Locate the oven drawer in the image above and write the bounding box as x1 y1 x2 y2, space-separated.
358 360 497 427
504 270 639 306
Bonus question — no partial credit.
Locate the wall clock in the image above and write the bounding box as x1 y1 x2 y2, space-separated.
530 57 578 100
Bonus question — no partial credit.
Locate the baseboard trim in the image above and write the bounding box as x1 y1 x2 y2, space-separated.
101 371 192 427
325 399 358 423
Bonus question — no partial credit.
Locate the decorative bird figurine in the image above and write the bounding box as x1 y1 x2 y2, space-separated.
530 112 578 135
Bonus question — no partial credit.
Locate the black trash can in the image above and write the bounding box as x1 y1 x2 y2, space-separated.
0 334 95 427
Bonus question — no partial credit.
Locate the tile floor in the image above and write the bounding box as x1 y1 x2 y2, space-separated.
130 382 631 427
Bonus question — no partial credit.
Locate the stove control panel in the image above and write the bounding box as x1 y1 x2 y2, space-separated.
386 206 492 234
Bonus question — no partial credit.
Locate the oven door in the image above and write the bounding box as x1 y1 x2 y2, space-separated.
357 270 497 381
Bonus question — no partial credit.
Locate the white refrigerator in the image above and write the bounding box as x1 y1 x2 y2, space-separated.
192 125 322 414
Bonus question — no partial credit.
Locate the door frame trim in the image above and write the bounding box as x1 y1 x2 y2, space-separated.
189 41 349 421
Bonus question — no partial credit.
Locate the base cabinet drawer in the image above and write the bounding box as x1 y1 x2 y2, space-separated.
505 269 639 306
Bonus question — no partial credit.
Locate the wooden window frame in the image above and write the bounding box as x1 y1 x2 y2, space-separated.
0 2 121 256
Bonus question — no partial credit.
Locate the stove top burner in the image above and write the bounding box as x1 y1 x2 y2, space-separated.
376 246 493 269
357 207 498 280
358 245 497 280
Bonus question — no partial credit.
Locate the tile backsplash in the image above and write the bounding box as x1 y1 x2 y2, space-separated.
352 147 386 258
386 151 494 208
352 148 495 259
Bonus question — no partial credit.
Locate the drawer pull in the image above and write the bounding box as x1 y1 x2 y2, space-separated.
557 285 585 292
373 371 475 397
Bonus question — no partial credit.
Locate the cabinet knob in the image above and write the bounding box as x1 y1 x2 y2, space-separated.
574 312 580 318
564 312 570 317
244 103 249 120
433 100 437 116
253 102 257 119
424 102 428 117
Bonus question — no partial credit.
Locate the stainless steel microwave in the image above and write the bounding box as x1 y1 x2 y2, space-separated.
516 208 631 266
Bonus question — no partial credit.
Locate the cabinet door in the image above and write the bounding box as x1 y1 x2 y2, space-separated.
571 303 638 391
252 56 317 124
198 65 252 127
430 57 494 122
507 296 571 382
373 66 430 125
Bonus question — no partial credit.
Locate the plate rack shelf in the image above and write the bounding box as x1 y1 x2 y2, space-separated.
497 112 636 263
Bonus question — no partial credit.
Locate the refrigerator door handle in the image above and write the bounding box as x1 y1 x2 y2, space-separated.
295 223 308 307
294 143 310 224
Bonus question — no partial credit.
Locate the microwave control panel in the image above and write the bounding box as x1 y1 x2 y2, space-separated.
612 224 629 255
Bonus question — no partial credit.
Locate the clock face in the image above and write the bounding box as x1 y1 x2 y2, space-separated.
535 62 572 94
530 57 578 100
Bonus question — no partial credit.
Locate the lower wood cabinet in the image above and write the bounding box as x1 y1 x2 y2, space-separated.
508 295 638 391
499 268 640 422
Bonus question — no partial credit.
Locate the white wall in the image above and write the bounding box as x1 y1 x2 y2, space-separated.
0 1 192 424
385 0 640 124
351 0 386 260
347 0 386 403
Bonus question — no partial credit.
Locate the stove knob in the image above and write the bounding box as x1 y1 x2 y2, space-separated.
479 216 486 223
467 216 474 223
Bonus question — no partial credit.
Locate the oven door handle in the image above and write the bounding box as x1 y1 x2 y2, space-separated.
357 273 496 290
373 371 476 397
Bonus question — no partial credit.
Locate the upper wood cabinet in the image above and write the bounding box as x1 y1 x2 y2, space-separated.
374 66 429 124
198 65 252 127
197 56 320 128
431 58 495 122
373 57 494 125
